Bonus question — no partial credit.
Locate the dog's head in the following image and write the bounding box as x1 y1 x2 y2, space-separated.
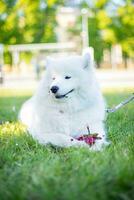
46 51 93 100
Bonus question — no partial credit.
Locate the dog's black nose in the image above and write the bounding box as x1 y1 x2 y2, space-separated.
51 86 59 94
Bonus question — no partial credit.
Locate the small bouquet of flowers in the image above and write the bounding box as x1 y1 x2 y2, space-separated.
76 126 102 146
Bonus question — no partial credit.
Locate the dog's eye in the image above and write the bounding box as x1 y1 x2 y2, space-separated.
65 76 71 79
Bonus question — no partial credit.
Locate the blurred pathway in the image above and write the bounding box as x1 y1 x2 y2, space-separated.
0 70 134 90
96 70 134 89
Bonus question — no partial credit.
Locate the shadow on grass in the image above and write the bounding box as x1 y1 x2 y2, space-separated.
0 95 31 122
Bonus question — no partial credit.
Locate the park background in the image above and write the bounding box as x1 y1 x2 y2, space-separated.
0 0 134 88
0 1 134 200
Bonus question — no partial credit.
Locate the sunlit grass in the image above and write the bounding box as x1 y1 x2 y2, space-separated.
0 88 134 200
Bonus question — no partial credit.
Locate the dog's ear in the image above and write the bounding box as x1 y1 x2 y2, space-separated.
82 48 93 69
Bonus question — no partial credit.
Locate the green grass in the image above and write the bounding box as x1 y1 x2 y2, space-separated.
0 88 134 200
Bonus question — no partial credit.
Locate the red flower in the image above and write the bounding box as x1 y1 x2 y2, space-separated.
76 133 102 146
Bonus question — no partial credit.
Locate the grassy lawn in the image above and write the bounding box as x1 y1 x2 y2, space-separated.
0 88 134 200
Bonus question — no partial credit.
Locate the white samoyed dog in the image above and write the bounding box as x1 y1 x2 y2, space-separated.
19 51 108 150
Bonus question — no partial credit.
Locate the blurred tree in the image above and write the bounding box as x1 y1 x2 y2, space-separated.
0 0 63 44
112 1 134 58
0 0 134 67
100 0 134 67
72 0 134 67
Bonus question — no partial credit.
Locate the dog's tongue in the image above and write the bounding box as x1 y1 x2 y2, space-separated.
76 134 102 146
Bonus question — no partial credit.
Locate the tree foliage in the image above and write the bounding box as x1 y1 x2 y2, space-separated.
112 2 134 57
79 0 134 66
0 0 63 44
0 0 134 66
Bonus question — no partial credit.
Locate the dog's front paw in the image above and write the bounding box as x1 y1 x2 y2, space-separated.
90 140 110 151
70 139 89 148
77 141 89 148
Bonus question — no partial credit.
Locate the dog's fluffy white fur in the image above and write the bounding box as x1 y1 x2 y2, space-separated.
19 51 108 150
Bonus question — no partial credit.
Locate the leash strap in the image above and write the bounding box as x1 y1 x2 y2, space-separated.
106 93 134 113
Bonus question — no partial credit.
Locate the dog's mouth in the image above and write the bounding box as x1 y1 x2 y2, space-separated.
55 89 74 99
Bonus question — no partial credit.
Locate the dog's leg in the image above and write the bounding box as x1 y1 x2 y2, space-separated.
89 122 110 151
33 133 88 148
